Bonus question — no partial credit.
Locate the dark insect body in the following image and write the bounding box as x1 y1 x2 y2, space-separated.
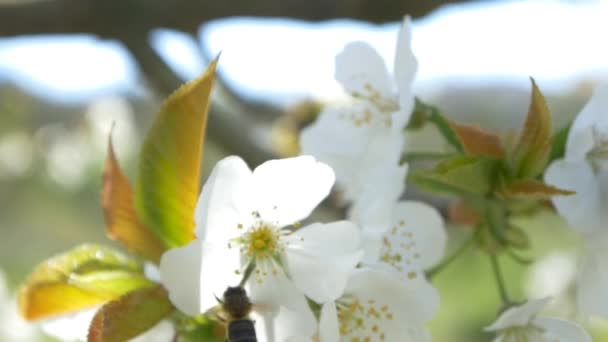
221 286 257 342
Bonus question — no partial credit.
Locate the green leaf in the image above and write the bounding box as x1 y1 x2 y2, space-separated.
412 98 463 152
19 244 152 321
101 134 166 263
88 285 174 342
503 226 530 249
410 156 497 197
512 78 553 178
135 58 218 247
496 179 575 199
548 124 571 163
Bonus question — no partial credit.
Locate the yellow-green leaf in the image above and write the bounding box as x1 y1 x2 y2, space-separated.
449 120 505 158
18 244 152 321
410 156 498 197
101 135 165 263
497 179 575 199
512 78 552 178
88 285 173 342
135 58 218 247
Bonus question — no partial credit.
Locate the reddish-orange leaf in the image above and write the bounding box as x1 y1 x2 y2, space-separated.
88 285 173 342
448 200 481 226
101 136 166 263
497 179 575 199
449 120 505 158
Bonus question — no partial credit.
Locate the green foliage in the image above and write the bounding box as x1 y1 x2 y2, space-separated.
410 156 498 197
101 135 166 263
135 58 218 248
511 79 553 178
88 285 174 342
18 244 152 321
548 123 571 163
412 98 464 152
175 315 224 342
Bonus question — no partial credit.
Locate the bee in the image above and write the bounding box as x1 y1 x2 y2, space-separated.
214 286 257 342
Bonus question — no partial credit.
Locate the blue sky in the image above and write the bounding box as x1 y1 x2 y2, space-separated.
0 0 607 105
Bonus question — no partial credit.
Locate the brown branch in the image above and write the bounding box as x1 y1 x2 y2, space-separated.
123 33 275 166
0 0 469 38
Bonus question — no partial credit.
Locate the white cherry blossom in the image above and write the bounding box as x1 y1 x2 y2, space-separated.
300 16 416 204
160 156 363 340
545 83 608 317
318 268 438 342
485 298 591 342
355 201 447 278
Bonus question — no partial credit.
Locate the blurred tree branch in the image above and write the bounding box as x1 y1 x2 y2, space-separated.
0 0 469 166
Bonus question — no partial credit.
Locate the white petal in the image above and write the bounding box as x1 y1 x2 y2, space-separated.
195 155 255 241
253 156 334 226
377 201 447 272
300 106 378 199
536 317 592 342
319 302 340 342
284 221 363 303
301 105 404 204
566 84 608 160
247 260 306 312
143 262 161 282
348 161 407 231
360 230 383 264
544 159 605 233
393 16 418 130
576 246 608 318
485 297 551 331
335 41 393 99
253 301 317 342
340 268 437 341
159 240 241 316
40 307 98 341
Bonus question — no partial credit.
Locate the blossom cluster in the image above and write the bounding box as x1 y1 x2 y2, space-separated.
15 12 608 342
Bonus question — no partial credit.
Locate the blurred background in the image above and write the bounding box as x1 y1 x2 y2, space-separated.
1 0 607 340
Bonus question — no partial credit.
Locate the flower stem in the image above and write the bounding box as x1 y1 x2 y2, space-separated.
239 261 256 287
490 255 511 305
427 237 474 280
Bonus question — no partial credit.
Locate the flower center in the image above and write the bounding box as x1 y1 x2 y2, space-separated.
378 220 420 278
241 224 279 260
501 325 547 341
336 295 393 341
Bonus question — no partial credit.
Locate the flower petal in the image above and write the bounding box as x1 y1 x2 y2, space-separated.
393 16 418 130
348 160 407 231
253 300 317 342
284 221 363 303
335 41 393 100
544 159 605 233
485 297 551 332
377 201 446 272
576 245 608 318
566 84 608 160
301 105 403 203
319 302 340 342
159 240 240 316
247 260 305 312
40 307 97 342
194 156 255 241
340 268 437 341
252 156 334 226
536 317 592 342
